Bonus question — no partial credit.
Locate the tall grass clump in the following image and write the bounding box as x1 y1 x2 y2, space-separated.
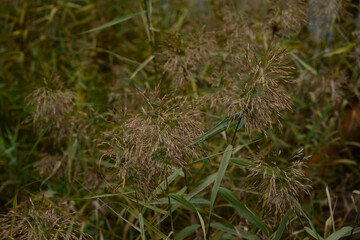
1 0 360 239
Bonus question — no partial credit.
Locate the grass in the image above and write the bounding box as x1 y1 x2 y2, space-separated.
0 0 360 239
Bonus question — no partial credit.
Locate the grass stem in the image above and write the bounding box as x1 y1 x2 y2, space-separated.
165 173 175 240
143 0 158 82
231 116 242 146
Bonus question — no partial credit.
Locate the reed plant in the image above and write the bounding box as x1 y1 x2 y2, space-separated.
0 0 359 239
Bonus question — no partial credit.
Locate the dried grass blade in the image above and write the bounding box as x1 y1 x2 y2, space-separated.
326 186 336 233
130 55 154 79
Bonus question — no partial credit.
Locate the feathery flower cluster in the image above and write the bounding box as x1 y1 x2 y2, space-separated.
0 198 91 240
213 0 308 38
160 31 217 88
34 153 65 180
100 92 203 197
209 47 293 132
26 80 76 140
268 0 308 35
248 151 310 216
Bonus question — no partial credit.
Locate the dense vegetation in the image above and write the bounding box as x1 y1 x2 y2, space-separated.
1 0 360 239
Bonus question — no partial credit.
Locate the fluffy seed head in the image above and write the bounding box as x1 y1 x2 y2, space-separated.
25 79 76 140
209 47 293 132
100 91 203 198
0 198 91 240
247 150 310 216
160 30 217 88
34 153 65 180
268 0 308 35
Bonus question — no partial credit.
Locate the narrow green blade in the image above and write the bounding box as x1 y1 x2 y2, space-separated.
274 211 289 240
326 227 353 240
139 213 146 240
219 187 270 236
175 224 200 240
292 197 321 240
208 145 233 230
170 194 206 239
81 11 146 34
188 113 240 146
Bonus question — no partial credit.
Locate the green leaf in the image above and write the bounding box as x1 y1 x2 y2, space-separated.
305 227 324 240
219 187 270 235
304 106 331 145
139 213 146 240
326 227 353 240
187 173 217 199
147 0 152 17
289 52 317 75
152 168 183 196
81 11 146 34
27 120 52 158
323 43 355 57
130 55 154 79
138 202 167 215
211 223 258 240
143 218 167 240
208 145 233 231
292 198 321 240
12 192 17 210
187 138 261 166
273 211 289 240
140 168 183 226
157 173 216 224
230 157 253 168
170 194 206 239
175 224 200 240
73 192 134 200
188 113 240 146
189 198 211 207
346 227 360 237
117 202 167 239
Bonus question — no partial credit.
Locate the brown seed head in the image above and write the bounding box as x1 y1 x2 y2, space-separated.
247 150 310 216
25 80 76 140
0 198 92 240
208 47 293 132
100 91 203 198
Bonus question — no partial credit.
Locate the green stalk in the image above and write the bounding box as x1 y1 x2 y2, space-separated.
350 209 360 238
230 116 242 146
135 191 141 212
143 0 158 82
184 169 190 194
165 173 175 240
